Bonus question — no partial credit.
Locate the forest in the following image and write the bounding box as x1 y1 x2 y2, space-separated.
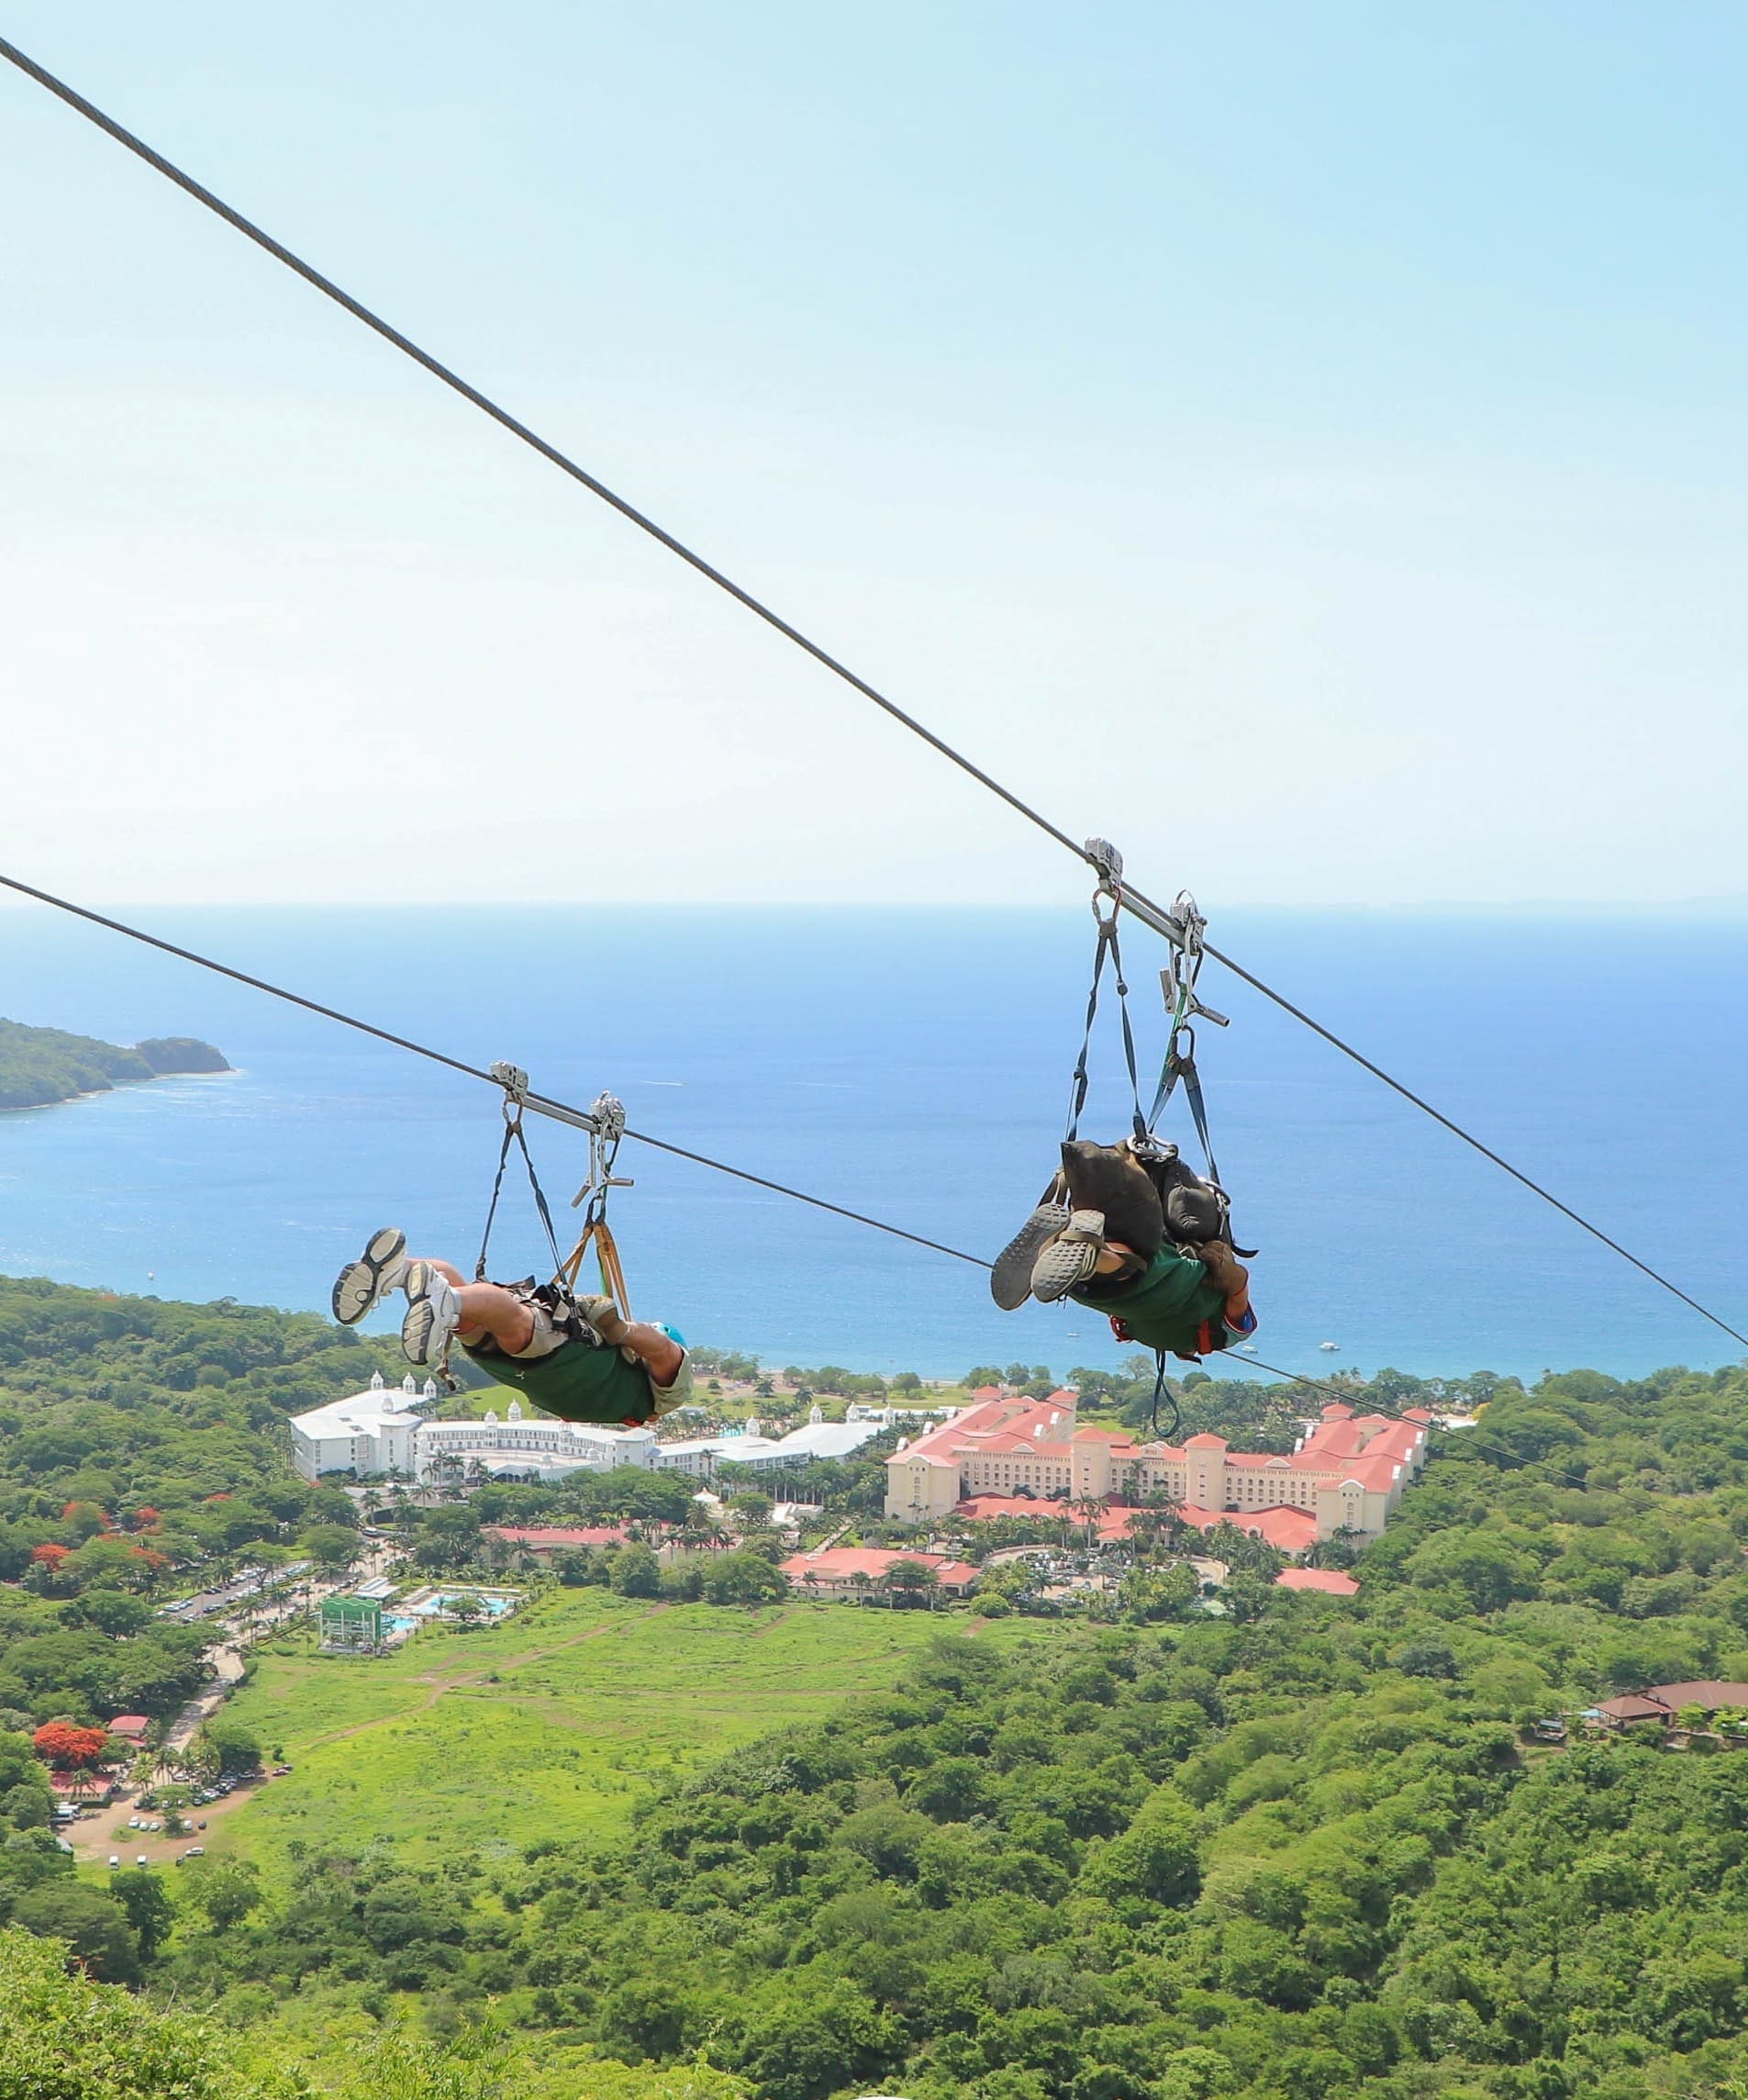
6 1273 1748 2095
0 1018 229 1110
0 1277 391 1752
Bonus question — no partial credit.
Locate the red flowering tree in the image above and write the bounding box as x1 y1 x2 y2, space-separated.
130 1506 163 1532
59 1501 110 1540
34 1721 110 1770
29 1542 71 1569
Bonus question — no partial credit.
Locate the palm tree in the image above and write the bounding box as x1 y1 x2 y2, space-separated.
882 1559 940 1611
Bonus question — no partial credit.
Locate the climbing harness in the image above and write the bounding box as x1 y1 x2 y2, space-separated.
1059 844 1250 1419
474 1062 570 1287
560 1090 637 1319
476 1064 638 1313
1064 840 1235 1211
1064 839 1149 1151
1147 1355 1182 1443
1148 890 1230 1190
464 1067 640 1385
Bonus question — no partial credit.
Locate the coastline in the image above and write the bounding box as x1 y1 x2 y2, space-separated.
0 1065 239 1116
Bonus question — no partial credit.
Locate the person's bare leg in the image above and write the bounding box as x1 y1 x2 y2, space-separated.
582 1297 685 1387
406 1258 536 1353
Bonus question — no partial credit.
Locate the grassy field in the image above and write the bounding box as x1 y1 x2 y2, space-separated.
212 1591 1015 1884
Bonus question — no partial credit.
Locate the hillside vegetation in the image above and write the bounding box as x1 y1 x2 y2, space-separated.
6 1274 1748 2097
153 1361 1748 2100
0 1017 229 1110
218 1592 1001 1888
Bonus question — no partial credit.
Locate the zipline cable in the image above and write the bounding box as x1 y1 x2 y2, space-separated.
0 872 990 1272
2 37 1743 1352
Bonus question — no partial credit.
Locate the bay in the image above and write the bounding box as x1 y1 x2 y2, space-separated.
0 903 1742 1384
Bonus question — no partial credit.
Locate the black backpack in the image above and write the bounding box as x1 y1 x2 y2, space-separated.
1132 1140 1253 1257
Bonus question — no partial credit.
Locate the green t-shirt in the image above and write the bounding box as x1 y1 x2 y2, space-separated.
460 1335 656 1425
1068 1245 1231 1357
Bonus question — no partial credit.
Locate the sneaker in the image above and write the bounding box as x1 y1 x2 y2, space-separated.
1030 1210 1108 1303
401 1262 461 1366
575 1293 630 1347
990 1195 1072 1310
331 1228 407 1326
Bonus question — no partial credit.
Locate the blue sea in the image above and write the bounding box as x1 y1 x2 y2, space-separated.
0 904 1743 1385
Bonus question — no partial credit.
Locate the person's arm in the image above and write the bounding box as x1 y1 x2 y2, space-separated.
1198 1241 1252 1323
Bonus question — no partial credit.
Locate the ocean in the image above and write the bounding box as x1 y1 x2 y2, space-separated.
0 903 1742 1385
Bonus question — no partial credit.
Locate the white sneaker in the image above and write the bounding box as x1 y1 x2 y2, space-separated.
331 1228 407 1325
401 1262 461 1366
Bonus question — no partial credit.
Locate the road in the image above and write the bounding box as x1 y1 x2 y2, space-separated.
71 1536 402 1865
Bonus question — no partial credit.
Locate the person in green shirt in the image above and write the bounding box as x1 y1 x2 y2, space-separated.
991 1137 1256 1362
331 1227 690 1427
1067 1234 1255 1362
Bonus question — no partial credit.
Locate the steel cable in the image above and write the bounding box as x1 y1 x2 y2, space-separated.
0 872 990 1271
1 36 1742 1348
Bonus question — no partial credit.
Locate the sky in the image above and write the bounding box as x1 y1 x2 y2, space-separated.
2 3 1746 909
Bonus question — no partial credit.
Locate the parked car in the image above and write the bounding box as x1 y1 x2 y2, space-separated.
135 1854 149 1868
195 1820 206 1830
183 1846 206 1859
108 1855 119 1870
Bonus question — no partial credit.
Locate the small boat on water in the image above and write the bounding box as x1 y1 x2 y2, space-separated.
1319 1341 1340 1352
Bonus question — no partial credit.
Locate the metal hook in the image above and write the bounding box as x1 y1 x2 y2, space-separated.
489 1060 530 1126
572 1091 636 1211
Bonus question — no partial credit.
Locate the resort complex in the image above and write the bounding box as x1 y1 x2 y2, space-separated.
287 1375 883 1484
885 1389 1431 1546
288 1376 1426 1557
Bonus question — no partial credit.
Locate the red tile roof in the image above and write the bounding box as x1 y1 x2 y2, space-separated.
484 1525 630 1549
1173 1502 1319 1555
106 1716 150 1736
1596 1693 1672 1722
780 1547 979 1587
1644 1681 1748 1712
955 1495 1065 1522
1275 1568 1360 1596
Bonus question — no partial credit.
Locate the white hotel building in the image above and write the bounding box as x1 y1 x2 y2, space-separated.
287 1373 657 1483
288 1380 882 1487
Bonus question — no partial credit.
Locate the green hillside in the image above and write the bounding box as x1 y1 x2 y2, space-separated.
216 1592 1008 1888
0 1018 229 1111
8 1275 1748 2097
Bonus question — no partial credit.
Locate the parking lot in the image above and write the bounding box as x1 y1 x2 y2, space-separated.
68 1770 284 1869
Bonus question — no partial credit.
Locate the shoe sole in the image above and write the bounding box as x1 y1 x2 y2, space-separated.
400 1264 455 1366
401 1301 438 1365
331 1227 407 1325
990 1203 1071 1310
1030 1220 1105 1303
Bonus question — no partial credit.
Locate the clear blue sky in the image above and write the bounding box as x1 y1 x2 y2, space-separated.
3 2 1745 905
